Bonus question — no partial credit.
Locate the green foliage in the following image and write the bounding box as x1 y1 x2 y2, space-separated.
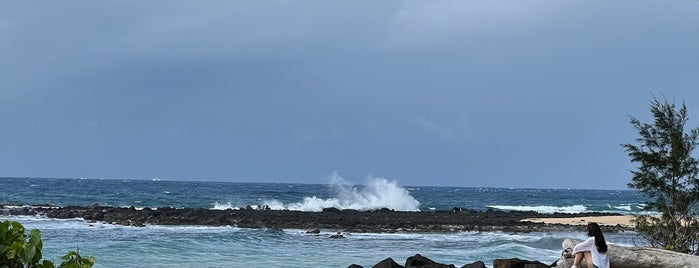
0 220 94 268
58 251 94 268
623 96 699 254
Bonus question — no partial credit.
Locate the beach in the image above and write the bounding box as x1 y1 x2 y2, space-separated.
522 215 635 228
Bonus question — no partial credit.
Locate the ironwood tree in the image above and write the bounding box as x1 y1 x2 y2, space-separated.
623 96 699 254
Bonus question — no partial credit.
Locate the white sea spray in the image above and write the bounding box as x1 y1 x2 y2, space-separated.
268 173 420 212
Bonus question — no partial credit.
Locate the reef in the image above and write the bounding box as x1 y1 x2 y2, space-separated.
0 204 629 233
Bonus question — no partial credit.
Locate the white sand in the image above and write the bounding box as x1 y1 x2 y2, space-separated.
521 215 635 227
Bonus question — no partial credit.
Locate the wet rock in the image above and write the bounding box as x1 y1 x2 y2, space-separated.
405 254 456 268
461 261 486 268
306 229 320 234
0 203 628 232
372 257 404 268
348 265 364 268
323 207 341 213
329 232 344 238
492 258 549 268
90 212 104 221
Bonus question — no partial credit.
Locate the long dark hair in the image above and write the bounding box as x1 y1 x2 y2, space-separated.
587 222 608 253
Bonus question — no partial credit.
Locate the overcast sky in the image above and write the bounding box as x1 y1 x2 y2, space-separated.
1 1 697 189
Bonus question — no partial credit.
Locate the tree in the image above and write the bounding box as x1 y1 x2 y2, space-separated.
0 220 95 268
622 96 699 254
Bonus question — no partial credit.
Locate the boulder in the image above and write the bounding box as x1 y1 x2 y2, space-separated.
461 261 486 268
556 238 699 268
329 232 345 238
405 254 456 268
372 257 404 268
492 258 550 268
348 265 364 268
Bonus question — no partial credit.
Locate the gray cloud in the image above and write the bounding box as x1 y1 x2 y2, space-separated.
0 1 697 188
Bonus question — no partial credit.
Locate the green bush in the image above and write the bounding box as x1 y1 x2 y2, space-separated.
0 220 94 268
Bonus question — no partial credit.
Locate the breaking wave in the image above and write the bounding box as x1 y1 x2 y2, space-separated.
487 205 588 214
285 173 420 212
214 173 420 212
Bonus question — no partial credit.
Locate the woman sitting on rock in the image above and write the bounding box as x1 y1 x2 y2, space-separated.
571 222 609 268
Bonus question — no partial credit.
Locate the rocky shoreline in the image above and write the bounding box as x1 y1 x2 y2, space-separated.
0 204 630 233
347 254 553 268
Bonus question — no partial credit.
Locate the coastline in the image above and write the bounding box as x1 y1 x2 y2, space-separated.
2 204 649 268
522 215 635 228
0 204 634 233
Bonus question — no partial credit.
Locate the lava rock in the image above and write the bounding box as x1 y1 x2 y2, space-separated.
372 257 404 268
492 258 550 268
405 254 456 268
461 261 486 268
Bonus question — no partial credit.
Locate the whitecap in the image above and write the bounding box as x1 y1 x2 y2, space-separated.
487 205 587 214
212 202 238 210
217 173 421 212
613 205 632 211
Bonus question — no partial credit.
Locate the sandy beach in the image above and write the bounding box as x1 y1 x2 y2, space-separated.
522 215 635 228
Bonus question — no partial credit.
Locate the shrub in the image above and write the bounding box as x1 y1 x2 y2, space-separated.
0 220 94 268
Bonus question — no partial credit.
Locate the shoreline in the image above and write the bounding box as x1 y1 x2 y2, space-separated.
0 204 634 233
522 215 635 228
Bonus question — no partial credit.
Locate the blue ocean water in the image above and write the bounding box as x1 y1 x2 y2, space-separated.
1 177 649 267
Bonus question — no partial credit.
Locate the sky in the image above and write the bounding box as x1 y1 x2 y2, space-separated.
1 1 698 189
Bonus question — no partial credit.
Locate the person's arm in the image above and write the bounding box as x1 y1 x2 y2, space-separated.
572 237 595 254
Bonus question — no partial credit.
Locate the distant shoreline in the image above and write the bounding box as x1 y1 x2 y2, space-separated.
1 204 634 233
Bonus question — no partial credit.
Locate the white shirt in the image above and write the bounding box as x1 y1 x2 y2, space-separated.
573 237 610 268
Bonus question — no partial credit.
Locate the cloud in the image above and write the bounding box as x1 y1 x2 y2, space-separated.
0 1 697 188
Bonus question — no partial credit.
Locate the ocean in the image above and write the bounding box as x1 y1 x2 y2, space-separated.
0 177 649 267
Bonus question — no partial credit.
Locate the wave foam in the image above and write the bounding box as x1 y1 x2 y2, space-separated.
487 205 587 214
213 202 238 210
214 173 420 212
285 173 420 212
612 205 632 211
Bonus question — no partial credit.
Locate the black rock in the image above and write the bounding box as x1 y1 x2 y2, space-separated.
372 257 404 268
306 229 320 234
0 203 629 232
348 265 364 268
322 207 341 213
329 232 344 239
461 261 486 268
492 258 550 268
405 254 455 268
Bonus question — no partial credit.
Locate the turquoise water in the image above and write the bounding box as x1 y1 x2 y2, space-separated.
1 177 648 267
